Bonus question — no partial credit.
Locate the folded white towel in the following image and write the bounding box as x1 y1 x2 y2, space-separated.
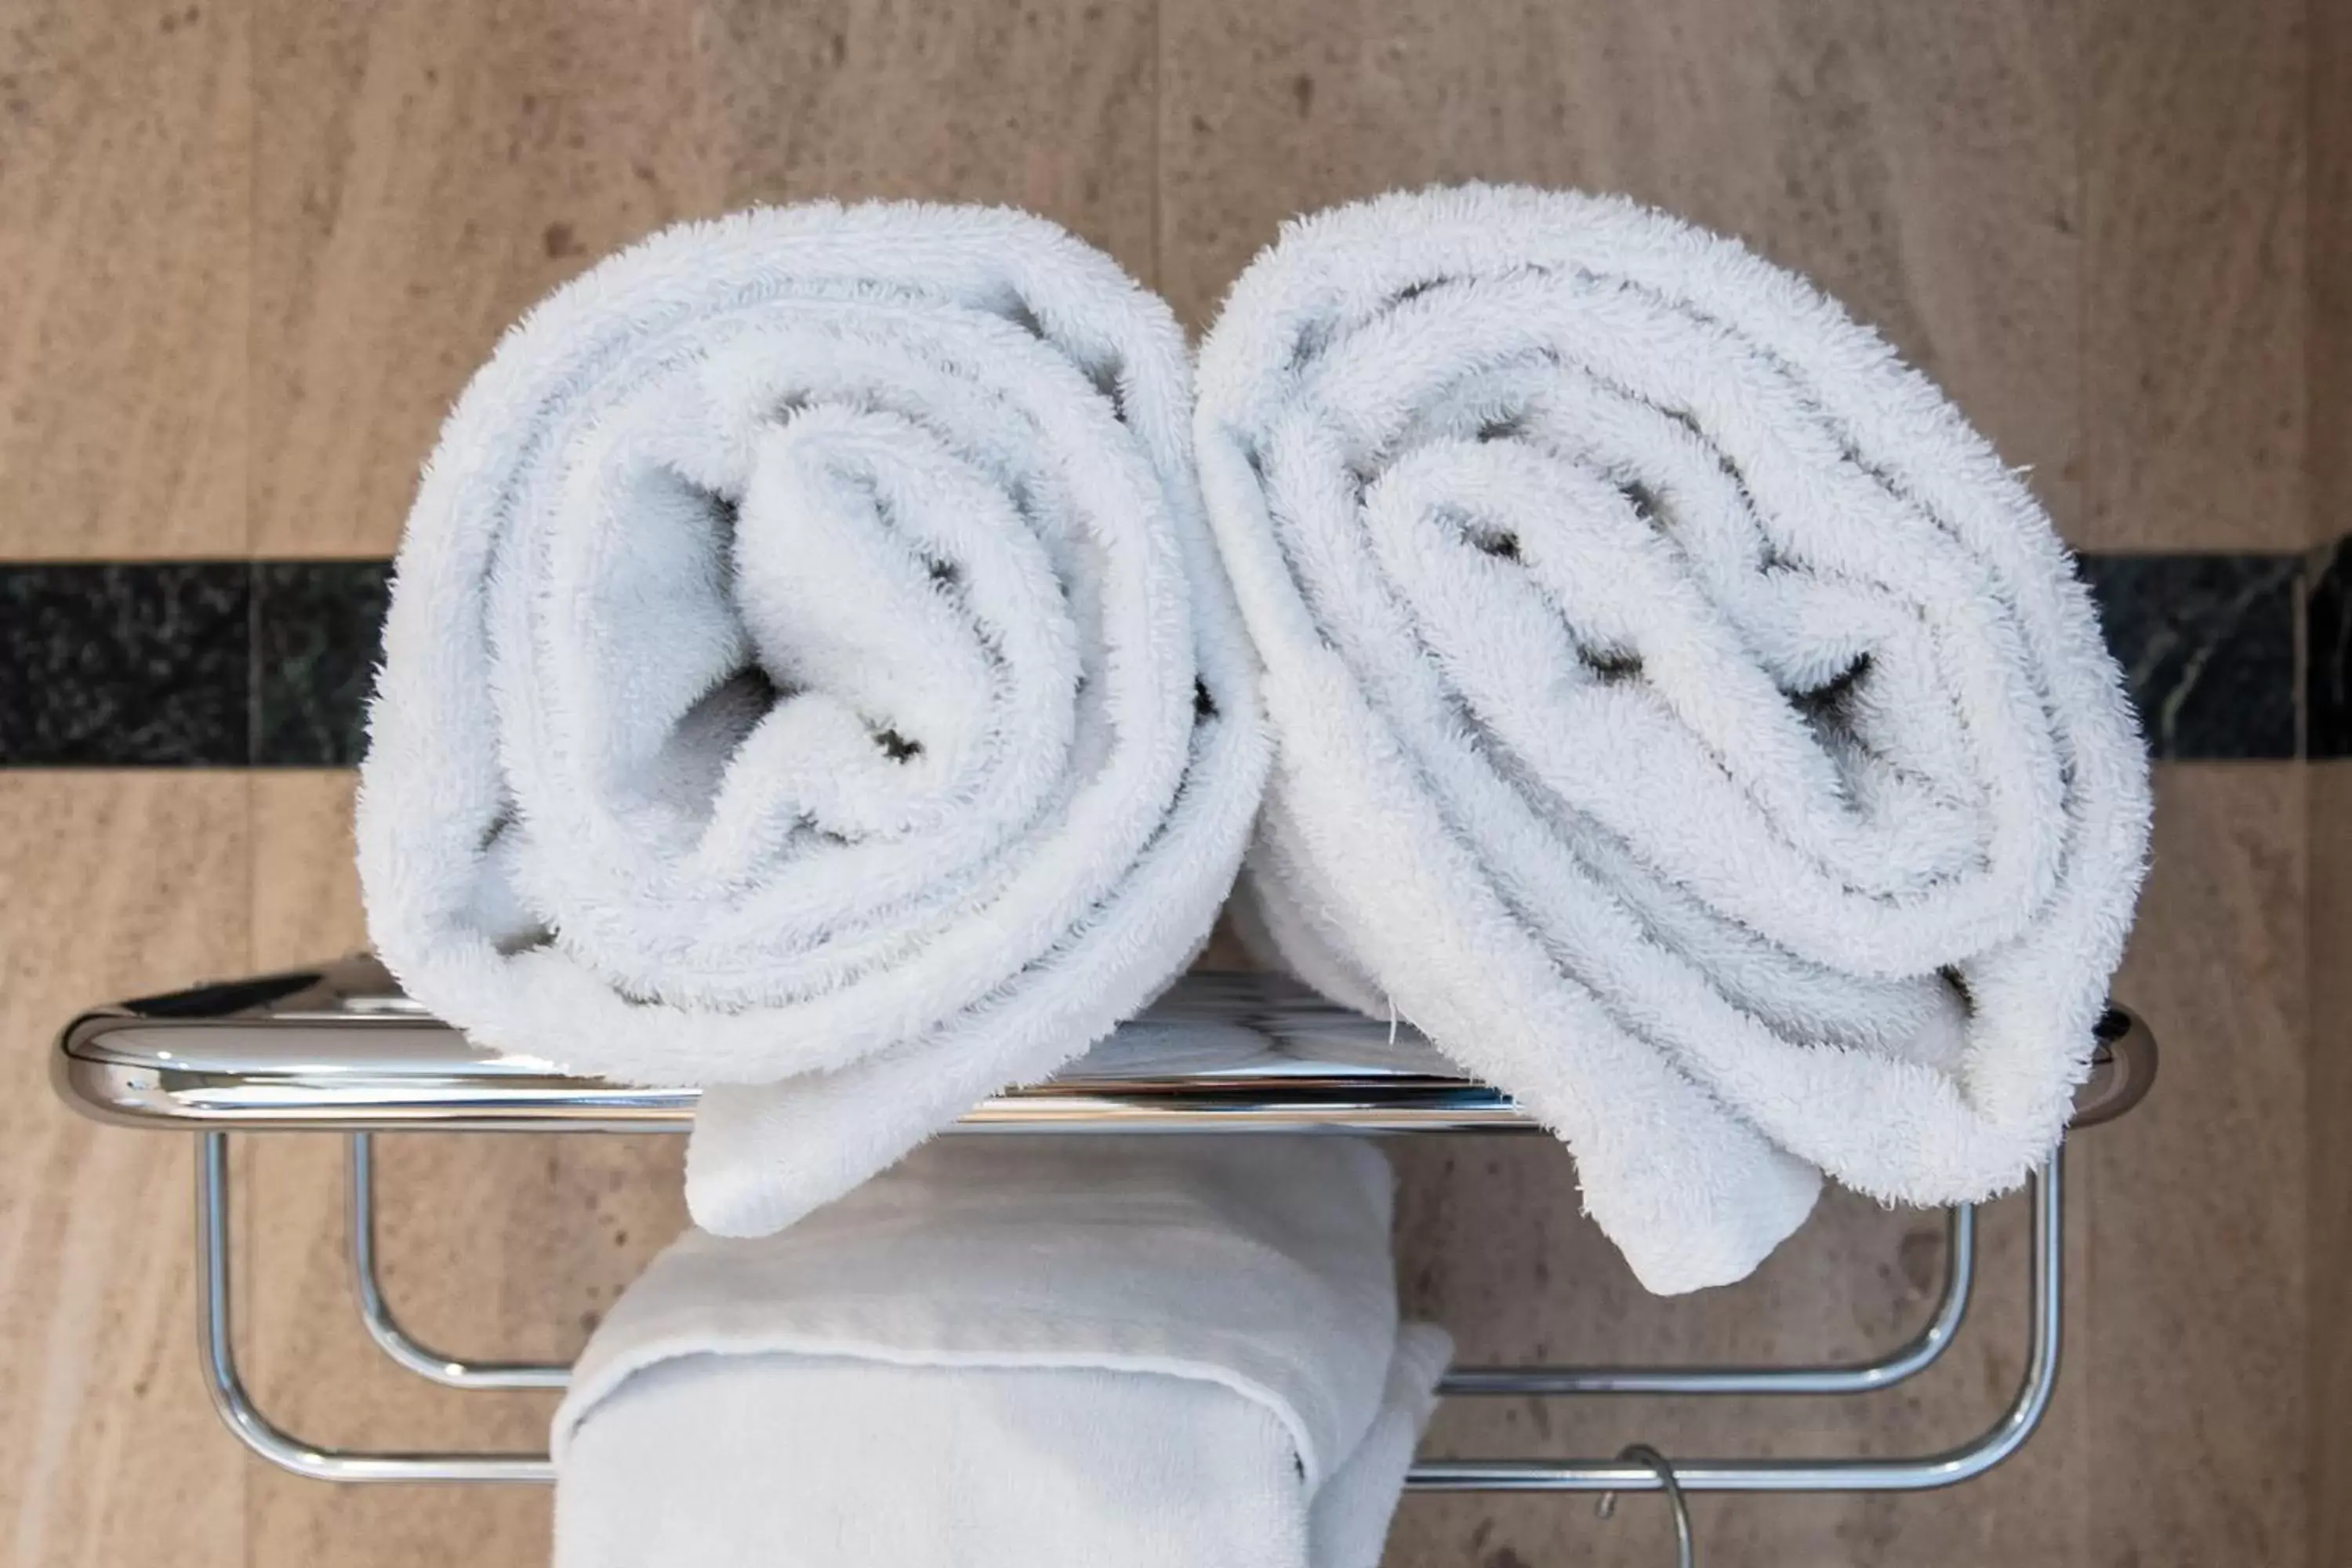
356 203 1268 1238
550 1138 1450 1568
1194 185 2151 1294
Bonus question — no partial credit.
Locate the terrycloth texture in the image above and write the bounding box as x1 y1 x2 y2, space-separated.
550 1138 1451 1568
355 203 1267 1238
1194 185 2152 1294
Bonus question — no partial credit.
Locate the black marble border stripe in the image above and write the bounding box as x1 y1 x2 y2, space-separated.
2309 538 2352 760
0 551 2332 767
2075 551 2303 762
2 560 390 767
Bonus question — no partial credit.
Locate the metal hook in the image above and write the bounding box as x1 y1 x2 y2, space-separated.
1595 1444 1695 1568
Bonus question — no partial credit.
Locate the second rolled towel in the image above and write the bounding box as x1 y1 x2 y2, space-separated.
358 202 1268 1238
1195 186 2151 1294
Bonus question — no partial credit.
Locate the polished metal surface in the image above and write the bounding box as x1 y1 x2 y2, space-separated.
198 1121 2064 1492
1596 1445 1697 1566
129 956 2114 1494
347 1134 569 1392
198 1132 554 1483
1407 1156 2065 1493
2071 1005 2159 1127
56 957 2158 1140
62 960 1525 1132
338 1127 1976 1400
1439 1202 1973 1397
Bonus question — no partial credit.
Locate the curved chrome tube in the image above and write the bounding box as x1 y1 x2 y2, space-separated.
201 1128 2062 1491
340 1128 1976 1402
198 1132 554 1483
1439 1202 1971 1397
142 964 2111 1495
346 1134 572 1392
1408 1154 2062 1492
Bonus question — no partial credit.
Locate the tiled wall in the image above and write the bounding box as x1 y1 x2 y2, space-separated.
0 1 2339 1565
0 550 2333 767
2307 2 2351 1563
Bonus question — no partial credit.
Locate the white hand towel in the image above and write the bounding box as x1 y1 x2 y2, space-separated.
356 203 1268 1238
1193 185 2151 1294
550 1138 1450 1568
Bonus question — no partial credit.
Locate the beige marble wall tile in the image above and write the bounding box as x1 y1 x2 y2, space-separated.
0 0 250 557
1157 0 2081 532
2080 0 2307 552
2310 6 2352 1555
246 0 1163 562
0 774 251 1568
2081 768 2310 1566
248 0 712 558
2309 763 2352 1568
2314 0 2352 555
698 0 1158 283
242 772 685 1566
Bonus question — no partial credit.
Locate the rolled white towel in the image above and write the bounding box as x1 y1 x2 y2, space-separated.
357 202 1267 1238
1194 185 2151 1294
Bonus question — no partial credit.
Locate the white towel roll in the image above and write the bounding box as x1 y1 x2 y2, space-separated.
1194 186 2151 1294
358 203 1267 1237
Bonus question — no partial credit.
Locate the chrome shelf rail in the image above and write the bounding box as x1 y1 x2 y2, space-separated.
1409 1160 2063 1493
60 959 2151 1497
198 1132 553 1483
200 1127 2057 1492
340 1126 1979 1403
346 1134 572 1392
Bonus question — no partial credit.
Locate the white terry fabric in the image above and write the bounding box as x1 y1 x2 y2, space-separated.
355 203 1268 1238
1194 185 2152 1294
550 1138 1451 1568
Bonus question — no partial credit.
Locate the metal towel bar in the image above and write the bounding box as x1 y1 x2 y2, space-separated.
56 955 2153 1498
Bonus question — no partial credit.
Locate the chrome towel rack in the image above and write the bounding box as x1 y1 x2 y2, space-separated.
54 956 2155 1501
